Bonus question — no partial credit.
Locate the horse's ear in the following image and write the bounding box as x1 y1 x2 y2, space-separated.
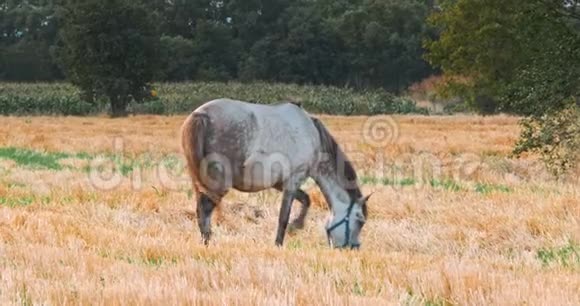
290 100 302 108
357 193 373 205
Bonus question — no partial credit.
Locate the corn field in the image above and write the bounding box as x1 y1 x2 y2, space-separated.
0 82 427 116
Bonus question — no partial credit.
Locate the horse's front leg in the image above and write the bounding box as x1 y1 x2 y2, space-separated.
275 189 296 246
289 189 310 230
274 184 311 231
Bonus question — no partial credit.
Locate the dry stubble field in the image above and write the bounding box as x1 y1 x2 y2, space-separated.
0 114 578 305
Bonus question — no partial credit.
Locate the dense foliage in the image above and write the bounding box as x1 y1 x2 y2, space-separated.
0 82 428 116
54 0 161 117
0 0 62 81
0 0 436 93
425 0 580 175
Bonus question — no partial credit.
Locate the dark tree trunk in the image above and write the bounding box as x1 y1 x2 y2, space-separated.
475 94 498 115
110 96 128 118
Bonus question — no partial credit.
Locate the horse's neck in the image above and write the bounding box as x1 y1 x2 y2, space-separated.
314 174 350 214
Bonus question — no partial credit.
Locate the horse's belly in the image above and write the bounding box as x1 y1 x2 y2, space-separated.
232 153 292 191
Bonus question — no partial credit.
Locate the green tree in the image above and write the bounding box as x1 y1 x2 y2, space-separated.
426 0 580 175
55 0 161 117
158 35 196 81
239 1 345 84
334 0 435 92
236 0 434 91
0 0 63 80
190 19 240 81
0 40 60 81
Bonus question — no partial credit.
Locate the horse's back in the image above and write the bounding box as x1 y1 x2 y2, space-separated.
194 98 303 122
194 98 314 136
191 98 320 191
194 98 318 157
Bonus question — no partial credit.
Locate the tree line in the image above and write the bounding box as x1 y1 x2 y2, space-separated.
0 0 436 92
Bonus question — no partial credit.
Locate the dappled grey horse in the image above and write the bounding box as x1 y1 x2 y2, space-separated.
181 98 371 249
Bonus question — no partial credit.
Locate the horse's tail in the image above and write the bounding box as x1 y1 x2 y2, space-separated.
181 112 210 190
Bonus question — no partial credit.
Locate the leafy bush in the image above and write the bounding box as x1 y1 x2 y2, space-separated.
443 101 469 114
0 83 99 115
514 103 579 176
391 97 430 115
129 99 166 115
0 82 429 116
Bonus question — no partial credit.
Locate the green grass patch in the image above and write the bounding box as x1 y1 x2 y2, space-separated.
0 147 69 170
430 179 463 192
404 288 453 306
142 256 178 267
17 283 33 306
74 152 94 160
352 281 365 296
0 146 164 176
287 239 304 250
360 176 417 186
100 250 178 267
399 178 417 186
7 182 27 188
474 182 511 194
0 195 50 207
360 176 462 190
537 241 580 268
0 147 93 170
360 176 380 185
0 196 34 207
359 176 516 195
144 256 165 267
424 298 453 306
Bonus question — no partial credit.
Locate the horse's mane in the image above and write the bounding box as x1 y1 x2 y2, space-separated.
310 116 366 216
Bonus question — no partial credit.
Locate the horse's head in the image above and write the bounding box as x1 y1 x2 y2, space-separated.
325 194 371 250
309 115 371 250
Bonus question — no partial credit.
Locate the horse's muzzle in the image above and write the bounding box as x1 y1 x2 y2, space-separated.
326 229 360 250
327 238 361 251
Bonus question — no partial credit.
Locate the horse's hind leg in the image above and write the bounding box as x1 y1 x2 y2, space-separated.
197 192 221 246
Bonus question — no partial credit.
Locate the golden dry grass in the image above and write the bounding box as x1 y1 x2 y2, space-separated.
0 114 578 305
